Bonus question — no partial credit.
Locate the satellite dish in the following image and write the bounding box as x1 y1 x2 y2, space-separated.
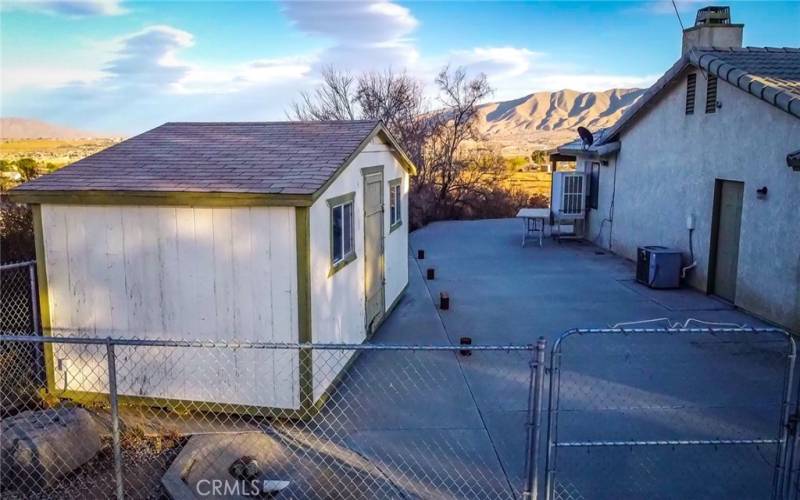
577 126 594 150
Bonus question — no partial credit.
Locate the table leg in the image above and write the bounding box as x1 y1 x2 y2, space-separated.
521 217 526 247
538 218 543 247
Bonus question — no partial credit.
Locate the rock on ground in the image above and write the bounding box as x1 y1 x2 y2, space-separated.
1 406 102 491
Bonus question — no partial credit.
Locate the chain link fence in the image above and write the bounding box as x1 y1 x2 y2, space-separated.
1 261 44 415
544 327 796 500
0 260 39 335
0 334 541 499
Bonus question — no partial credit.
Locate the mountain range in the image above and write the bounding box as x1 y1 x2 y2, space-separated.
0 117 105 140
475 88 646 155
1 88 646 154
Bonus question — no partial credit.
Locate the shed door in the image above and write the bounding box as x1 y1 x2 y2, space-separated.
363 170 385 335
711 180 744 302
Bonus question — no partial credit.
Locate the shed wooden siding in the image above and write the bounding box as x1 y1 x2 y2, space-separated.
309 136 410 400
41 204 299 409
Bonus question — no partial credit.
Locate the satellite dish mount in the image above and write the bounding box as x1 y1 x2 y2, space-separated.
577 126 594 151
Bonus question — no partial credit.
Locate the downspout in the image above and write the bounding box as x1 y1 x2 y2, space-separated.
608 153 619 250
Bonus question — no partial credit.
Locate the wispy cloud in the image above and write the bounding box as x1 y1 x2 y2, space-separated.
102 25 194 90
428 46 656 100
2 0 661 133
643 0 707 15
3 0 126 17
2 22 314 132
448 47 545 80
281 0 419 71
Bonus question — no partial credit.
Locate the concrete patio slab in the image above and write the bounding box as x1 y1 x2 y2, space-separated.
158 218 785 499
617 279 735 311
345 428 515 499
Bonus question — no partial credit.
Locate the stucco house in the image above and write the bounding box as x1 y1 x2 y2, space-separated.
556 7 800 331
9 120 416 415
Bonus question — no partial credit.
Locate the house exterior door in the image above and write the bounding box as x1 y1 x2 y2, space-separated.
711 180 744 302
363 168 385 335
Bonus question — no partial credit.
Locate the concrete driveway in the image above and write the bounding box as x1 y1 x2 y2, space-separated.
322 218 791 499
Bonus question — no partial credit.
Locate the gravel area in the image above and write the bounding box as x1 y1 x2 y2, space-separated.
2 431 187 500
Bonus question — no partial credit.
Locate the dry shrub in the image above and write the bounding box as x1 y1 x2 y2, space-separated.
0 197 34 264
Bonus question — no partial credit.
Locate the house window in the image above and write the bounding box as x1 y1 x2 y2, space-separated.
389 178 402 232
705 74 718 114
685 73 696 115
588 162 600 210
327 192 356 274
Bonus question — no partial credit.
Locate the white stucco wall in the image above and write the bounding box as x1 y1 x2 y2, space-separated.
309 135 409 399
590 68 800 330
577 157 617 249
41 204 299 408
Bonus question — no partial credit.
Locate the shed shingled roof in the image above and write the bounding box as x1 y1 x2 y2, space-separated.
597 47 800 145
12 120 408 196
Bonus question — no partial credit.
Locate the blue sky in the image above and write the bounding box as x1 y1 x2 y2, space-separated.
1 0 798 135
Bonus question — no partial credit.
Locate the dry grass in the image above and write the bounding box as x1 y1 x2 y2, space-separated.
0 138 120 166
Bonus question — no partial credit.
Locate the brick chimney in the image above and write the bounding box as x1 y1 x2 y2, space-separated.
681 6 743 54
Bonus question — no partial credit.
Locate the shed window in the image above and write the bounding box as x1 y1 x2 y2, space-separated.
389 178 402 232
588 162 600 210
685 73 696 115
328 192 356 273
705 74 718 114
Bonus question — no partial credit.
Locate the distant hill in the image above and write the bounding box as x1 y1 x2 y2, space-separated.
0 117 106 139
473 88 646 155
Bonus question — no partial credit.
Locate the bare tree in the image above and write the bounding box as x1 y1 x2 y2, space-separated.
290 67 357 121
355 69 429 169
290 65 500 228
418 66 492 218
290 67 429 167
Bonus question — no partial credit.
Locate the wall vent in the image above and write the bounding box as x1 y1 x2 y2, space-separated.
705 74 718 114
686 73 696 115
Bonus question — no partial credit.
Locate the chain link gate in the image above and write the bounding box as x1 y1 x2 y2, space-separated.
0 334 544 499
0 260 40 335
1 261 45 415
543 327 796 500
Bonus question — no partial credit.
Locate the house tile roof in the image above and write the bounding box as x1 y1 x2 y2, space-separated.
13 120 410 197
555 128 610 155
598 47 800 145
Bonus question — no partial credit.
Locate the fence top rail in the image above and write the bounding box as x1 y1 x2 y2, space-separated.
0 334 536 351
552 326 792 353
0 260 36 271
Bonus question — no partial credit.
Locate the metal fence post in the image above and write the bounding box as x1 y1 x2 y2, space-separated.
106 340 124 500
28 262 40 336
524 336 547 499
27 262 46 385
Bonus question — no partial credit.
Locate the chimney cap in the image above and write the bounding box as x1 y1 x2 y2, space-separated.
695 6 731 26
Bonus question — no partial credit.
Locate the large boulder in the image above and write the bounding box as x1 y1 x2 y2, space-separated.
1 406 102 491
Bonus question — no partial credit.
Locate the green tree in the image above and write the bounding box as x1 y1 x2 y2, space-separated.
14 158 39 182
530 150 549 166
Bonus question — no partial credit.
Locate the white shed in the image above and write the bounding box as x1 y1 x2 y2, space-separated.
10 120 416 415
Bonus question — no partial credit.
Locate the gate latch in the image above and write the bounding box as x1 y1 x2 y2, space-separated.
788 412 800 435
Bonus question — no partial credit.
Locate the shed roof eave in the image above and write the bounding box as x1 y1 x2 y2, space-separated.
4 189 314 207
310 122 417 203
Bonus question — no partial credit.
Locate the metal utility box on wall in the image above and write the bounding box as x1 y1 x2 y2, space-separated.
9 121 416 416
551 172 588 219
636 246 683 289
551 171 588 241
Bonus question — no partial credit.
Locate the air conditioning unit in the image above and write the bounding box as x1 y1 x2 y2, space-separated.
551 172 588 219
636 246 682 289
